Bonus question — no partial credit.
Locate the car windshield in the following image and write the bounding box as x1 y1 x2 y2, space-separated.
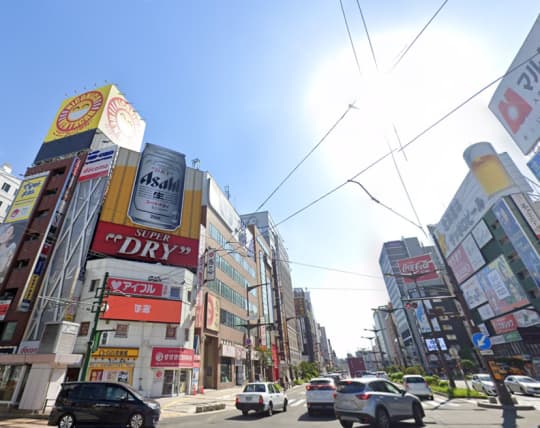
311 379 332 385
404 377 425 383
243 383 267 393
517 377 536 383
478 375 491 381
337 381 366 393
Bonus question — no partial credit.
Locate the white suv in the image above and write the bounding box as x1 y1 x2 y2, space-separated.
306 377 336 416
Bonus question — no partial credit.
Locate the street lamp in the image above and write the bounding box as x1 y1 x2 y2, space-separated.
371 307 407 367
363 328 386 369
243 282 269 382
360 336 380 371
384 271 456 388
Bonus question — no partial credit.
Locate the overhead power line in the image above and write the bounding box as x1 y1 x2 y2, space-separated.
355 0 378 71
339 0 362 77
255 103 356 211
391 0 449 71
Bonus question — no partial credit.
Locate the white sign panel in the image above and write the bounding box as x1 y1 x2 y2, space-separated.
472 219 492 248
434 153 530 257
477 303 496 321
513 308 540 327
461 275 488 309
489 15 540 155
511 193 540 239
462 234 485 271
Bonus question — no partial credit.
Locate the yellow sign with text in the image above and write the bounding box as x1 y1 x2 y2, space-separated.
5 174 48 223
92 347 139 360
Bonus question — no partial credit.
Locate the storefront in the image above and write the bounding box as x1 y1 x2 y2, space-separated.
88 347 139 385
150 347 196 397
220 343 236 386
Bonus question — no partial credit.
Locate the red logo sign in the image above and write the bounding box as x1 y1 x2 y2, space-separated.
91 221 198 268
107 277 164 298
101 295 181 323
151 347 194 368
498 88 532 133
397 254 438 283
491 314 517 335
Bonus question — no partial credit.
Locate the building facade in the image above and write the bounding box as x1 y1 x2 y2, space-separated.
0 163 21 222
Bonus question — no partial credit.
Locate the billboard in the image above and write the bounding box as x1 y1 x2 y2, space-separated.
36 85 145 163
491 313 518 335
489 15 540 155
471 220 492 248
0 299 11 321
434 144 530 257
106 276 181 300
447 234 485 284
527 150 540 180
415 301 441 334
460 275 488 309
492 198 540 288
425 338 447 352
5 174 48 223
78 147 116 182
101 295 181 323
397 254 438 283
474 255 529 317
205 293 220 332
90 146 203 268
511 193 540 239
151 347 195 368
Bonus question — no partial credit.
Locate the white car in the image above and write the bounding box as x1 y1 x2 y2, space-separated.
504 376 540 396
235 382 288 416
306 377 336 416
402 375 434 400
471 373 497 396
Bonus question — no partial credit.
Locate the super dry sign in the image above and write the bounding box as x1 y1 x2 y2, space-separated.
101 295 182 323
91 221 198 268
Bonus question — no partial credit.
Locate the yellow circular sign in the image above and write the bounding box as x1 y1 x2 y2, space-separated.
55 91 104 135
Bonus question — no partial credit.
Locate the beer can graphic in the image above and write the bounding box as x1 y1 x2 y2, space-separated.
463 142 511 197
128 143 186 230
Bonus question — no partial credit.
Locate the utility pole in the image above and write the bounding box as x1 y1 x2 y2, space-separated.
80 272 109 381
244 282 269 382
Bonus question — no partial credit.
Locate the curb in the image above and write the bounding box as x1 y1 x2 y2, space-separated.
476 401 536 411
195 403 227 413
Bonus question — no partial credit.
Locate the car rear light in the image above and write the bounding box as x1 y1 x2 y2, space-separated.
355 393 371 400
258 395 264 405
333 393 337 399
235 397 239 405
306 385 312 391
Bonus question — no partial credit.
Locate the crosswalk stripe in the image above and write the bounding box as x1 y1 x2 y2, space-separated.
291 399 306 407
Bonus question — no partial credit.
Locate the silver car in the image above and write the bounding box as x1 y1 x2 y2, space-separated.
334 378 424 428
471 373 497 396
504 376 540 396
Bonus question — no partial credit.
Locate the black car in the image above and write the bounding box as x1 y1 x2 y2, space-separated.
48 381 160 428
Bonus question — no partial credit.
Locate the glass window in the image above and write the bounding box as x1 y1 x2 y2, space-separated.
268 384 276 393
336 381 366 394
1 322 17 341
115 324 129 338
89 279 100 293
1 183 10 192
166 325 177 339
382 381 401 395
220 357 233 383
105 385 130 401
79 383 106 400
78 322 90 336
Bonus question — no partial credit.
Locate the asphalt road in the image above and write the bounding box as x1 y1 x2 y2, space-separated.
5 387 540 427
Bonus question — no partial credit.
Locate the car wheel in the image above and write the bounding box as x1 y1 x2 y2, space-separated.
339 419 353 428
266 402 273 416
413 402 424 426
242 410 248 416
58 413 76 428
375 407 391 428
283 399 288 412
128 412 145 428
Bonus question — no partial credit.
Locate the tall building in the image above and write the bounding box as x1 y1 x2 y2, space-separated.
293 288 319 365
241 212 301 380
432 142 540 377
0 163 21 222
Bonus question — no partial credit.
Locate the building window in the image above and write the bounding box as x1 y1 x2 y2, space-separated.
115 324 129 338
446 334 457 340
165 325 177 339
78 322 90 336
220 357 233 383
442 324 453 331
36 210 50 218
0 321 17 341
14 259 30 269
89 279 100 293
1 183 10 193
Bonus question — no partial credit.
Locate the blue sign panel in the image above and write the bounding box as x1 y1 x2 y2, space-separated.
472 332 492 350
527 151 540 181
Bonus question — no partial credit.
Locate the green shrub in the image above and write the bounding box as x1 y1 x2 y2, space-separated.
439 380 449 388
424 376 439 386
404 366 424 375
390 372 403 383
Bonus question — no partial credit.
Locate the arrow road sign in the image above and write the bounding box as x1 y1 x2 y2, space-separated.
472 332 492 351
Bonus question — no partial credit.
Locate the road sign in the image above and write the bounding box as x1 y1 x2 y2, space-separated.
480 349 494 355
472 332 492 351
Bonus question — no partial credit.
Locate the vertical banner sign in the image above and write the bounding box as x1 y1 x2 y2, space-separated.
489 15 540 155
206 249 216 281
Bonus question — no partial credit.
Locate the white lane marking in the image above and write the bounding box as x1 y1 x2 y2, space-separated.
291 399 306 407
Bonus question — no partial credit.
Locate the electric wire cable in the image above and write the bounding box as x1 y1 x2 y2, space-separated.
255 102 356 211
355 0 378 71
339 0 362 77
391 0 449 71
400 47 540 152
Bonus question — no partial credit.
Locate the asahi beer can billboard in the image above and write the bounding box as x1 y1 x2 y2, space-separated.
128 143 186 230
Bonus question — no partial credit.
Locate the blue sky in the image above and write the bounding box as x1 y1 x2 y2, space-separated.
1 1 539 357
